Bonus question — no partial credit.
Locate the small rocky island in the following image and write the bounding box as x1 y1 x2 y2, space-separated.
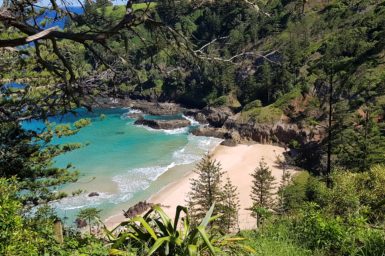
134 117 191 130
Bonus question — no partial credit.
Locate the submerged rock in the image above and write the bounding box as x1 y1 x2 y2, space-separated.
134 118 191 130
126 113 143 119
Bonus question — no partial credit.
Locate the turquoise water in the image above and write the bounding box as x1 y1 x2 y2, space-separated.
22 108 221 222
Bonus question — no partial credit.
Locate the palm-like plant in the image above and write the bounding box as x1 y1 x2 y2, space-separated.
104 204 252 256
77 207 101 234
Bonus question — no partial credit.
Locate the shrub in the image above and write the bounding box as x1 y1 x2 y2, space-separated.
291 203 347 252
243 100 262 111
240 105 283 124
239 221 313 256
105 204 252 255
282 172 309 212
211 96 228 107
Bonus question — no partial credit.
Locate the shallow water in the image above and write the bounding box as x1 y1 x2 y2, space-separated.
22 108 221 224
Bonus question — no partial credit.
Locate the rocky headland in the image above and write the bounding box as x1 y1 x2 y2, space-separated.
95 97 324 147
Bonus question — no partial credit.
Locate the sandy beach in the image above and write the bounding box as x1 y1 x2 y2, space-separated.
104 143 296 230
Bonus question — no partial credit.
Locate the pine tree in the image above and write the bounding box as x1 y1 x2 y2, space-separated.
336 104 385 171
261 61 273 103
276 159 291 214
250 159 276 227
186 155 224 226
221 176 240 232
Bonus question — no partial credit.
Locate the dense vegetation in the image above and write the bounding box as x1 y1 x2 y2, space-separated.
1 0 385 255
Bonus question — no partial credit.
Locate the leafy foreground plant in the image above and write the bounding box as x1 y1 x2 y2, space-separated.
103 204 254 255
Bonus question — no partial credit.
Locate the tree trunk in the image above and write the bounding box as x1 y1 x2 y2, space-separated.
88 217 92 234
326 73 333 188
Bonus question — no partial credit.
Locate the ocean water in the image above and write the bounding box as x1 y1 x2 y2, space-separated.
22 108 221 222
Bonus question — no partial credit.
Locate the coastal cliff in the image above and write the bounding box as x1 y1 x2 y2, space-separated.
97 97 324 147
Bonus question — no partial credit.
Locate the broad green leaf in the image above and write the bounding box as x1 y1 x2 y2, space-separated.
196 226 218 255
174 205 188 232
132 216 158 240
147 236 171 255
109 248 128 255
188 244 198 256
153 205 173 233
200 203 215 228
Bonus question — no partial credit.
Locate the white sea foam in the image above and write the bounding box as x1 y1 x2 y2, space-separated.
182 114 200 126
112 162 177 201
54 117 222 214
172 134 223 164
120 108 143 119
136 124 188 135
51 192 114 211
129 109 142 114
163 127 189 134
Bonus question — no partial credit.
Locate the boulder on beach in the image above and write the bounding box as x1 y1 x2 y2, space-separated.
88 192 99 197
220 139 237 147
75 218 87 228
123 201 154 218
134 118 191 130
192 126 230 139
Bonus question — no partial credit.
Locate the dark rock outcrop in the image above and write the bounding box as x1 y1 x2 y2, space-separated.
130 101 181 115
223 119 323 145
220 139 237 147
183 110 208 124
134 118 191 129
88 192 99 197
75 218 87 228
184 107 233 127
123 201 154 218
202 107 233 127
192 127 230 139
93 98 323 147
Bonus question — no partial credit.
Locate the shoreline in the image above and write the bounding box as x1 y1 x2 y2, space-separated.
104 143 297 230
103 141 220 228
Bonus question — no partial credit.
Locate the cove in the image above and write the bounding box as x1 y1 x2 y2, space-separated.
22 107 221 224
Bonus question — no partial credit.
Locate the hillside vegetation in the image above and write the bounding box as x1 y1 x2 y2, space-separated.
1 0 385 255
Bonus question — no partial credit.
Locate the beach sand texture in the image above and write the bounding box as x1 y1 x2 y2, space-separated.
105 143 296 230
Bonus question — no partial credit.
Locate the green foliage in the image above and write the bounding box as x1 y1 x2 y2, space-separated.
243 100 262 111
77 207 102 234
239 223 313 256
105 204 250 255
186 155 240 232
211 96 228 107
272 88 302 110
250 159 276 226
0 178 107 255
281 172 309 211
222 177 241 232
240 105 283 124
186 155 223 225
0 121 84 206
334 106 385 171
291 202 385 255
279 167 385 255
